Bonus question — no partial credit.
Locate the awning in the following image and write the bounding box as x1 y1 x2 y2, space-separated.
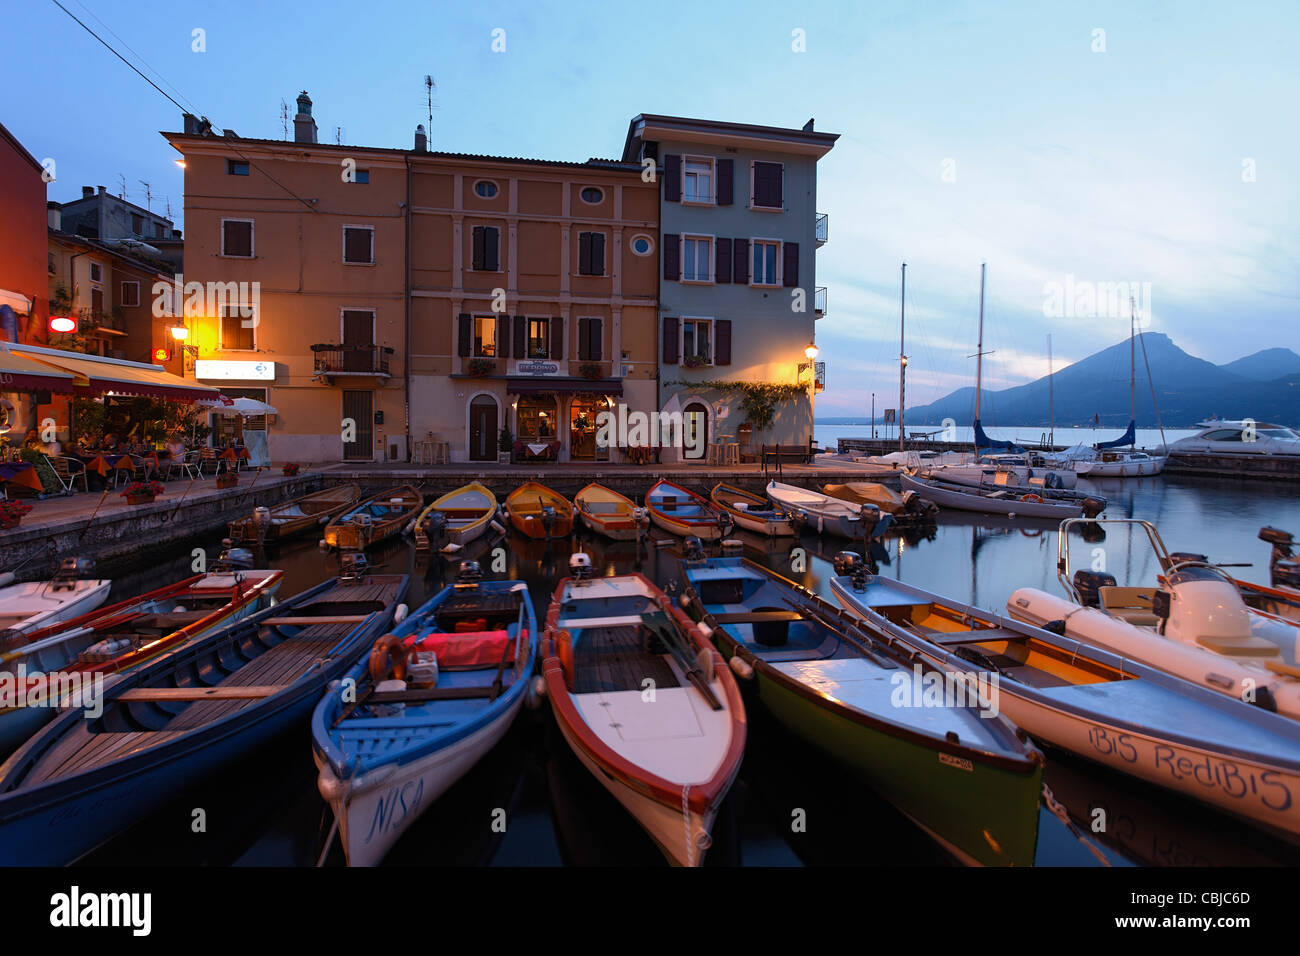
0 290 32 314
0 347 77 393
6 344 222 403
506 376 623 397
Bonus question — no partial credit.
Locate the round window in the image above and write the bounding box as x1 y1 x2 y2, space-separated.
629 234 654 256
580 186 604 204
474 180 499 199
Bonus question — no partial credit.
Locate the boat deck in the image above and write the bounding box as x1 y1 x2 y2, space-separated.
571 625 681 694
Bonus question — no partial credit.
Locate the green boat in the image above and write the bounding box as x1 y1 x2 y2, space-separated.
680 556 1043 866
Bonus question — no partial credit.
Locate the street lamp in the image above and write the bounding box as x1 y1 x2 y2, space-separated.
798 339 820 375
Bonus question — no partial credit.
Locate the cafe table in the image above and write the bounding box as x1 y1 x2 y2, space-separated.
0 461 42 496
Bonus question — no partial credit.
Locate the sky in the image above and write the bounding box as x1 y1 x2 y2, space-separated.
6 0 1297 416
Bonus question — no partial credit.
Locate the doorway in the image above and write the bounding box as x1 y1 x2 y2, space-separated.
683 401 709 461
469 394 498 461
569 396 609 461
342 389 373 461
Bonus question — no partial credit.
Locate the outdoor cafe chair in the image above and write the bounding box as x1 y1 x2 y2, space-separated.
47 455 89 494
167 451 203 481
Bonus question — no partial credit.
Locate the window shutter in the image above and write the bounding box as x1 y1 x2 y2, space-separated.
715 238 732 284
344 227 371 263
484 227 499 271
577 317 590 360
663 154 681 202
513 315 526 358
591 233 605 276
457 313 471 357
732 238 749 284
663 233 680 281
715 320 732 366
578 232 592 275
662 316 679 365
589 318 602 361
550 316 564 360
782 242 799 288
471 226 485 270
717 159 733 205
498 315 510 358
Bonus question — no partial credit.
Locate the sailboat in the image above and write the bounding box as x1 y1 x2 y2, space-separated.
1073 302 1167 477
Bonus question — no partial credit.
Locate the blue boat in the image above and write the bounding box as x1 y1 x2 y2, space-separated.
0 567 408 865
312 566 538 866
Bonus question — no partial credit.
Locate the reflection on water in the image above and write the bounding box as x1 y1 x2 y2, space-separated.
79 474 1300 867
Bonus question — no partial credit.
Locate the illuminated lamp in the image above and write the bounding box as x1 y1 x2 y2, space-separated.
153 347 171 361
49 316 76 333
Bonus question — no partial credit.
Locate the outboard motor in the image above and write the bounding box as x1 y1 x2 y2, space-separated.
569 551 594 583
456 560 483 586
1260 527 1300 589
1080 496 1107 519
50 557 95 591
1072 569 1117 608
424 510 448 542
339 550 370 583
252 506 272 538
540 505 557 538
834 551 873 592
214 539 255 572
682 536 706 564
715 510 733 536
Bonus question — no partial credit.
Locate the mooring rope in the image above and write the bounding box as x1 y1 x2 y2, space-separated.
1042 783 1111 867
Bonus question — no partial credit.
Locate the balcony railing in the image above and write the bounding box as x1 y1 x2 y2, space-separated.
311 343 393 377
815 213 828 247
814 286 827 318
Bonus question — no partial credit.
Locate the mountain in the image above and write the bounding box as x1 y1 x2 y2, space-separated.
899 333 1300 428
1221 348 1300 381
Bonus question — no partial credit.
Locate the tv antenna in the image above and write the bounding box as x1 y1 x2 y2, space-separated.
280 98 289 139
425 75 437 134
138 180 153 213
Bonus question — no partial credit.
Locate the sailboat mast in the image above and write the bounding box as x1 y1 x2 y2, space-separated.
1047 333 1054 447
973 262 986 456
898 262 906 453
1130 297 1136 450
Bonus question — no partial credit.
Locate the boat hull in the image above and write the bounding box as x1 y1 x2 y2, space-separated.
1075 457 1166 477
0 580 111 636
647 509 727 540
577 510 646 541
901 474 1083 519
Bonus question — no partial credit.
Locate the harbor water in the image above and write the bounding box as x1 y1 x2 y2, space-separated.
73 470 1300 867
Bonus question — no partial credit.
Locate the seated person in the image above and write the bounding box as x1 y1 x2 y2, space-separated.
164 434 186 459
100 432 120 453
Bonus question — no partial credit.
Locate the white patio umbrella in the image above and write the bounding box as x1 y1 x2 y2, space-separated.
215 396 279 416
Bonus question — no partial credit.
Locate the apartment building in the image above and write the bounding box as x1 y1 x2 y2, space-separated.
622 115 837 459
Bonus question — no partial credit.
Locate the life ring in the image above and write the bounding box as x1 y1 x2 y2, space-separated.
0 397 14 435
368 634 411 684
1019 494 1043 503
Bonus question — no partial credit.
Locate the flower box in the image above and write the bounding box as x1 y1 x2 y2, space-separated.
121 481 164 505
0 501 32 530
282 462 301 476
125 493 155 505
216 473 239 489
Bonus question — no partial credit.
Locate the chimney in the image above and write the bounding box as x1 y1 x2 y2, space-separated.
47 202 62 230
82 186 94 199
294 90 318 144
98 185 107 195
414 124 427 152
802 118 815 132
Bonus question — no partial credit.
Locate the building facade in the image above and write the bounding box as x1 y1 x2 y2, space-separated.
55 184 176 244
0 121 49 347
622 115 836 460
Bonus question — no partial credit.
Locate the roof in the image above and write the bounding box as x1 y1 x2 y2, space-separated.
48 229 174 276
0 121 44 175
621 113 839 162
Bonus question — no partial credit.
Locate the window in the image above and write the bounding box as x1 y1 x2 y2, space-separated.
517 395 557 440
227 160 250 176
154 222 166 239
681 236 712 282
120 281 140 307
473 315 496 357
752 240 780 285
752 161 784 209
222 219 254 257
683 158 714 204
89 262 102 282
220 306 255 350
630 234 654 256
682 318 713 364
528 318 550 358
473 180 499 199
349 170 370 184
131 214 144 235
471 225 500 271
578 231 606 276
48 252 54 274
580 186 603 204
343 226 374 264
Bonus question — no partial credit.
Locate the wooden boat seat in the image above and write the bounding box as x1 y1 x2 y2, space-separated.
583 501 624 515
1265 659 1300 679
571 624 680 694
712 611 804 624
264 615 370 626
1195 632 1281 656
117 685 285 701
928 627 1028 646
368 684 509 703
129 611 209 630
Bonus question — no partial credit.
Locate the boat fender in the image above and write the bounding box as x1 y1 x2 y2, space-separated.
318 538 329 550
696 621 713 640
317 766 350 803
441 541 462 554
1252 685 1279 713
728 654 754 680
490 520 507 536
526 674 547 709
679 593 691 607
393 603 408 625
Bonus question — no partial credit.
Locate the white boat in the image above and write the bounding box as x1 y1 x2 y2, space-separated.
1073 450 1166 477
922 453 1079 490
900 473 1103 521
0 562 110 636
765 480 872 538
1169 421 1300 457
829 561 1300 841
1006 517 1300 720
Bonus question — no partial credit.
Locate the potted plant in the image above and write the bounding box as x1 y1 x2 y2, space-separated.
216 470 239 489
682 354 709 370
498 426 513 465
282 462 301 476
121 480 164 505
577 362 602 381
0 500 33 530
467 358 494 377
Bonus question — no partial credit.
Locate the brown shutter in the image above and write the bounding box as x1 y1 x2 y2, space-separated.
715 238 732 284
484 227 499 271
663 154 681 202
662 316 679 365
732 238 749 284
782 242 799 288
471 226 485 270
589 318 602 361
550 316 564 359
457 313 471 357
344 227 371 263
513 315 526 358
663 233 680 281
715 320 732 366
717 159 733 205
591 233 605 276
497 314 510 358
578 232 592 275
577 317 590 360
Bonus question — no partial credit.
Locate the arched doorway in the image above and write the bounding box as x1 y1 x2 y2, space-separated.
682 400 709 462
468 394 498 461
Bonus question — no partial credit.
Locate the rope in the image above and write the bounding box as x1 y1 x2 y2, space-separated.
682 784 693 867
1041 783 1111 867
316 811 340 867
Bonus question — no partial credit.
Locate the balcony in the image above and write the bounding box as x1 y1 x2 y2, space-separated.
815 213 828 247
814 286 827 318
311 343 393 381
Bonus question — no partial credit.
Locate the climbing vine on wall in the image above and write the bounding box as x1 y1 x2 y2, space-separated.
664 380 809 432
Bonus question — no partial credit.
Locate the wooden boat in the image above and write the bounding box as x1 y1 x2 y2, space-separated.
313 570 537 866
766 480 868 538
921 454 1078 490
412 481 499 551
0 560 110 637
681 557 1042 866
830 564 1300 840
900 473 1103 520
504 481 574 539
0 567 407 865
573 483 648 541
541 565 746 865
822 481 939 522
0 569 282 757
228 482 361 544
645 479 731 540
323 485 422 551
710 483 796 537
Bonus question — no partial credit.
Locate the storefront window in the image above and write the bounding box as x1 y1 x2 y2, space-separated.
517 395 557 441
